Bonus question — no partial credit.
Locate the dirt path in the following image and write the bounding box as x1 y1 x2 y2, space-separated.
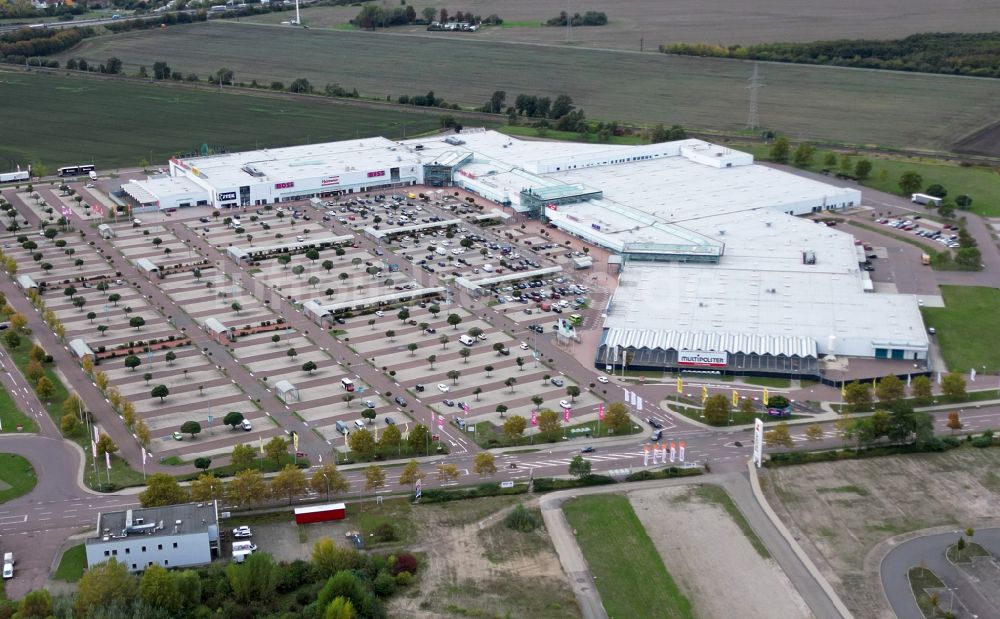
629 485 814 619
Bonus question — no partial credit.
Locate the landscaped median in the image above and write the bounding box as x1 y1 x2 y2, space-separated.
0 453 37 503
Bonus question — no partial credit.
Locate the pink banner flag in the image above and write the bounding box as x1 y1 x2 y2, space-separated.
437 416 444 428
598 404 605 420
531 410 538 426
563 408 571 422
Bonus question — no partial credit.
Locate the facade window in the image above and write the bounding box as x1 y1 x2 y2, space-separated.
142 546 147 552
132 564 137 570
157 544 163 551
164 560 169 566
104 550 110 557
112 549 118 556
125 548 130 554
173 543 178 549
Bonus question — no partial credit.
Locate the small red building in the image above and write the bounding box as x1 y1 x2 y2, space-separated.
294 503 346 524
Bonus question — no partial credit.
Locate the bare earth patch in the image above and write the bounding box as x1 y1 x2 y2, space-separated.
760 448 1000 617
629 486 813 619
390 496 580 619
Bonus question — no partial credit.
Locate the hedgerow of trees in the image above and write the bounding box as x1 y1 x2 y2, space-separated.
660 32 1000 78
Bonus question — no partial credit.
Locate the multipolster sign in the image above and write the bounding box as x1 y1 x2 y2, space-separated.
677 350 728 367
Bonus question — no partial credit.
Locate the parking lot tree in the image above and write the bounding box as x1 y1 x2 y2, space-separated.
473 386 482 401
189 474 225 503
505 377 517 392
361 408 376 425
108 293 121 306
876 375 905 406
73 558 137 618
899 171 923 194
566 385 581 402
436 463 460 482
447 313 462 329
398 459 424 488
63 286 77 298
805 424 824 441
467 327 483 339
97 324 109 336
60 413 81 436
406 342 419 357
792 143 816 167
343 393 355 407
227 469 269 507
515 357 524 371
322 259 334 273
180 421 202 439
764 422 794 448
911 375 933 405
87 311 97 323
418 322 429 332
439 334 449 349
152 237 163 247
493 342 505 355
36 375 55 401
447 369 461 384
231 301 242 314
379 424 402 450
143 372 153 385
270 464 308 505
151 384 169 402
287 347 298 359
947 411 963 432
496 404 508 418
397 308 410 323
703 394 730 425
531 395 544 410
139 472 188 508
303 248 320 264
292 265 306 279
484 365 494 378
349 428 376 459
223 411 246 430
365 266 379 279
843 381 872 412
769 136 790 163
538 409 560 434
300 360 317 375
386 329 396 342
130 316 146 331
311 464 350 500
265 436 288 464
165 350 177 366
459 348 471 363
73 296 87 311
194 457 212 472
474 452 497 477
231 443 256 470
124 355 141 371
605 401 630 434
942 372 967 401
428 304 441 318
278 255 292 269
408 423 431 453
326 287 335 299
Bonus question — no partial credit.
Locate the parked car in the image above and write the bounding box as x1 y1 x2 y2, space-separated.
597 375 610 384
394 396 408 406
550 377 564 387
233 526 253 538
438 383 450 392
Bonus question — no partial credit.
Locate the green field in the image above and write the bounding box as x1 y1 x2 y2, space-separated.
0 453 37 503
563 494 693 619
922 286 1000 374
0 381 37 434
53 543 87 582
52 21 1000 152
0 70 463 170
738 141 1000 217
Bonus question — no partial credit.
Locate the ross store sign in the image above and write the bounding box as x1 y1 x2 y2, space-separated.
677 350 728 367
321 176 341 187
217 191 237 201
275 181 295 190
367 170 386 178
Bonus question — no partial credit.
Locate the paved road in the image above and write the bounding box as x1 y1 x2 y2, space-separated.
881 528 1000 619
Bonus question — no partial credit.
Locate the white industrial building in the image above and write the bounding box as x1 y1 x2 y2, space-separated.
126 130 926 376
86 502 219 572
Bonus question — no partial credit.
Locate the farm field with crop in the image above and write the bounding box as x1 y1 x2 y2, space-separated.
0 70 461 169
242 0 1000 48
56 21 1000 152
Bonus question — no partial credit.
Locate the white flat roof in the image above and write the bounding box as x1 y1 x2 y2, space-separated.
294 502 345 515
123 176 206 205
177 137 420 189
365 219 461 240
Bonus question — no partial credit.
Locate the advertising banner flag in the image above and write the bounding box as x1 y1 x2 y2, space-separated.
669 442 676 463
91 440 97 459
463 402 471 414
105 450 111 470
436 415 444 429
636 396 643 411
598 404 605 420
763 388 769 406
292 431 299 452
259 435 264 455
679 441 686 462
563 408 571 423
677 377 683 394
701 385 708 403
732 389 739 407
531 410 538 426
971 368 977 382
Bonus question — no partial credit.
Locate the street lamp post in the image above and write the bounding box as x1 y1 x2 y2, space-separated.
322 472 330 501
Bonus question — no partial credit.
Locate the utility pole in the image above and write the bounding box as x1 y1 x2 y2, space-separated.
746 63 764 131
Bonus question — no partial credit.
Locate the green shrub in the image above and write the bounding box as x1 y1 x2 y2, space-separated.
504 504 542 532
971 436 992 448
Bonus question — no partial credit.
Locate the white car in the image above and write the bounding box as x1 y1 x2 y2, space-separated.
519 342 530 350
85 183 95 189
2 563 11 580
375 310 384 317
438 383 450 392
559 400 572 409
233 526 253 538
597 375 610 384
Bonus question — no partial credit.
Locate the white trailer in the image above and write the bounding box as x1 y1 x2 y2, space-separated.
911 193 942 207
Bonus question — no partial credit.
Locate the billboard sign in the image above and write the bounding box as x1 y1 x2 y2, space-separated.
321 176 341 187
752 418 764 468
678 350 728 367
275 181 295 190
217 191 237 201
367 170 386 178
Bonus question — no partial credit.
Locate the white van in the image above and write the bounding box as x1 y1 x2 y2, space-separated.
459 334 475 346
435 247 447 256
354 419 366 430
341 378 355 392
482 264 494 272
229 218 241 229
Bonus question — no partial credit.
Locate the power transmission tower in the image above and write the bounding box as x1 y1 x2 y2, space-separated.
746 63 763 131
